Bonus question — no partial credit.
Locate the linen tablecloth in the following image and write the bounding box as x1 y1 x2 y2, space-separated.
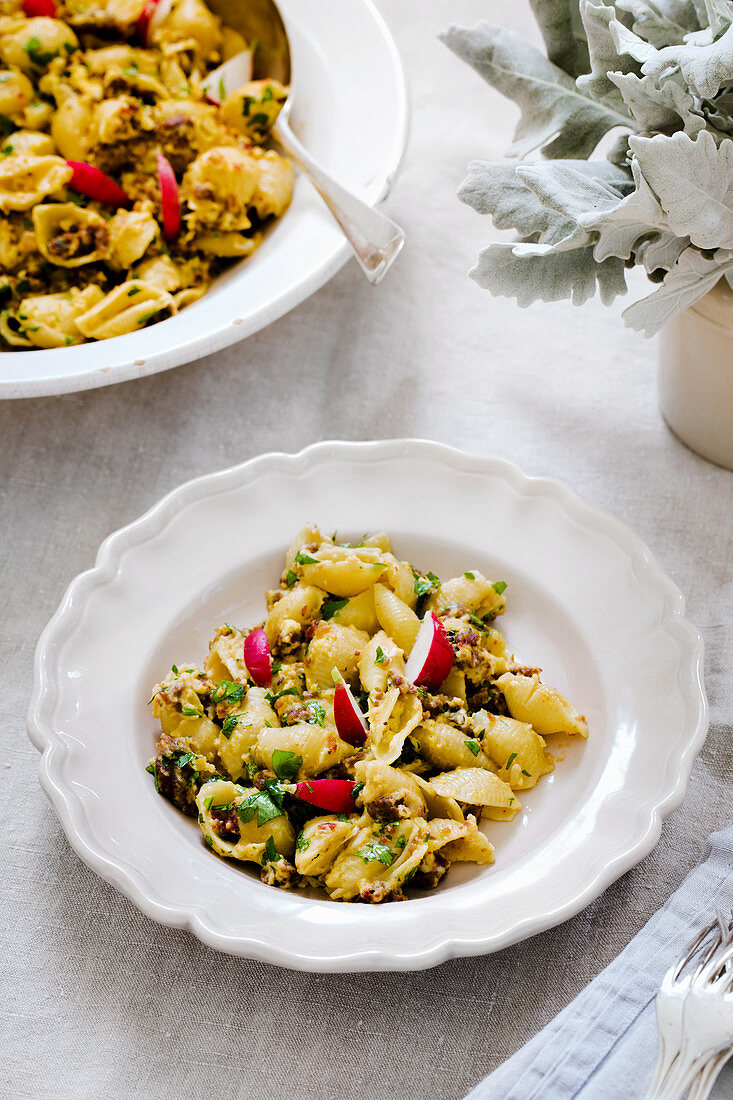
3 2 732 1097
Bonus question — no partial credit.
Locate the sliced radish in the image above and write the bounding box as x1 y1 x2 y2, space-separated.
243 628 272 687
66 161 130 208
136 0 173 46
22 0 56 15
156 150 180 241
200 51 253 105
404 611 454 691
332 672 367 746
294 779 358 815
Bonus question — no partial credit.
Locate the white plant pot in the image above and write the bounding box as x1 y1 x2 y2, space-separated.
658 278 733 471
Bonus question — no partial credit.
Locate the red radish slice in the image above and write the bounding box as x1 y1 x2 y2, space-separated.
22 0 56 15
200 51 253 105
156 151 180 241
243 628 272 687
66 161 131 208
136 0 173 46
404 611 454 691
294 779 358 815
333 682 367 746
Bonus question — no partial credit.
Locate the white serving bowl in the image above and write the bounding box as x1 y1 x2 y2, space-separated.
0 0 407 398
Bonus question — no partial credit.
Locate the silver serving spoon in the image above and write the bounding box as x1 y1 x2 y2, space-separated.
207 0 405 284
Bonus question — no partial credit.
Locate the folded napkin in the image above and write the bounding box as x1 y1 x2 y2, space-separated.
465 826 733 1100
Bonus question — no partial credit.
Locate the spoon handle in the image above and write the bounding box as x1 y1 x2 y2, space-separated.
273 119 405 285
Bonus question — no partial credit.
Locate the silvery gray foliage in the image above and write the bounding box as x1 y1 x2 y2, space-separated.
441 0 733 335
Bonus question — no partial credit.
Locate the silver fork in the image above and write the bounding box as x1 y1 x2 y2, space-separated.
645 914 733 1100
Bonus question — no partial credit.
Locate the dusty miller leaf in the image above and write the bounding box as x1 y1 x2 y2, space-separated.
458 162 577 242
440 22 635 159
638 231 689 271
459 159 632 245
623 246 733 333
640 21 733 98
582 158 674 259
615 0 697 46
529 0 590 77
629 130 733 247
515 163 627 224
699 0 733 34
609 71 706 134
471 236 627 307
577 1 641 111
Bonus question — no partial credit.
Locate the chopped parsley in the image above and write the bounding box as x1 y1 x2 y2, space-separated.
284 570 297 587
464 571 475 580
212 680 247 704
357 841 394 867
221 714 239 740
262 835 280 865
218 76 226 102
0 114 17 138
505 752 518 770
265 686 301 705
304 700 326 727
271 748 302 782
295 550 320 565
351 782 364 802
413 569 441 599
321 598 348 621
296 831 310 852
23 35 60 66
465 739 481 756
162 749 194 769
493 581 507 595
171 664 179 675
181 705 202 718
204 834 213 848
145 762 156 776
395 835 407 850
522 769 532 777
127 286 142 297
467 612 490 633
204 795 215 810
237 781 285 827
375 646 386 664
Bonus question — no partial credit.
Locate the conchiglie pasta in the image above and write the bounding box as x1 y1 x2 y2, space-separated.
204 626 249 685
354 759 427 821
358 631 405 694
414 719 495 772
50 93 95 159
0 68 34 118
368 687 423 764
0 155 71 212
74 280 175 339
220 79 288 141
373 583 420 654
250 148 294 220
496 673 589 738
108 209 158 268
0 18 78 73
2 129 54 155
33 202 110 266
182 146 258 232
10 285 104 348
327 588 379 634
252 722 351 777
429 768 521 821
324 817 429 902
472 710 554 790
294 815 357 877
264 584 324 650
426 570 507 619
217 688 279 781
304 621 369 691
297 555 388 599
196 779 295 864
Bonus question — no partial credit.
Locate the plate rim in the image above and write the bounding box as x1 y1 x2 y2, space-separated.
0 0 409 400
27 439 709 970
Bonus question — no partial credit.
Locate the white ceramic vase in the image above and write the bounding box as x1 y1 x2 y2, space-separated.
658 277 733 471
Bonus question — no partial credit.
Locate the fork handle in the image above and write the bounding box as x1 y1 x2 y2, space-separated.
688 1049 733 1100
273 118 405 285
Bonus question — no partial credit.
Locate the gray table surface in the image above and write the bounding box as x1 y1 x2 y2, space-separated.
3 3 732 1097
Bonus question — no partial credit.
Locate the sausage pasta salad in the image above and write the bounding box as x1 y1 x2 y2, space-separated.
148 526 589 904
0 0 293 348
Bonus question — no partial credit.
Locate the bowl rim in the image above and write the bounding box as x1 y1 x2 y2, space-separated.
0 0 409 399
27 439 709 971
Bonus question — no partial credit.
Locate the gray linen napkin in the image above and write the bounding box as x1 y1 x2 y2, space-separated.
465 826 733 1100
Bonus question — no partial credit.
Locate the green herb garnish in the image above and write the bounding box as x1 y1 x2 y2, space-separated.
464 571 475 580
295 550 319 565
212 680 247 704
271 748 302 782
304 701 326 727
465 739 480 756
296 831 309 852
375 646 386 664
321 598 348 620
357 841 394 866
221 714 239 740
262 835 280 865
413 569 441 599
505 752 518 770
493 581 507 595
284 570 297 587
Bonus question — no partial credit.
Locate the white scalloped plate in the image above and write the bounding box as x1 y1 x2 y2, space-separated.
0 0 407 398
28 441 708 971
